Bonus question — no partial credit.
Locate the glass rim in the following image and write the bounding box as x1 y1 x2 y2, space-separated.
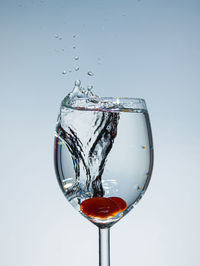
61 96 147 112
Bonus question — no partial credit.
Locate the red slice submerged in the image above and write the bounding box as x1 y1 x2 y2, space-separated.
80 197 127 219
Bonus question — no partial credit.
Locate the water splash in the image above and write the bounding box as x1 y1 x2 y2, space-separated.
87 85 93 90
75 80 81 87
57 83 120 198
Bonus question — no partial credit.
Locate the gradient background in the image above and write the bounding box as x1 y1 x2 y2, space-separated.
1 0 200 265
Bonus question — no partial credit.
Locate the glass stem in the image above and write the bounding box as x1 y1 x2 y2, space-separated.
99 227 110 266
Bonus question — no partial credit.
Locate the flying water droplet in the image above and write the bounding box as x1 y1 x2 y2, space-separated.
87 71 94 76
75 80 81 87
62 70 67 75
87 85 93 90
75 67 79 71
74 56 79 60
54 34 59 38
73 45 76 49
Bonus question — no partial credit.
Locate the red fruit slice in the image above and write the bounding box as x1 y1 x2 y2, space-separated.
80 197 120 219
108 197 127 212
80 197 127 219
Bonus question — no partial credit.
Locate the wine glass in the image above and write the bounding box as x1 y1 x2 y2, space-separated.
54 92 153 266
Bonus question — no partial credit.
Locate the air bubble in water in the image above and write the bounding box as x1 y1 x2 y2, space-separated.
115 98 120 105
74 56 79 60
87 71 94 76
75 67 79 71
137 186 141 191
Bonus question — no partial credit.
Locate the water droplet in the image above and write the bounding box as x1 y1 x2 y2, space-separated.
75 80 81 87
55 34 59 38
73 34 76 38
75 67 79 71
59 37 62 40
73 45 76 49
74 56 79 60
62 70 67 75
87 85 93 90
87 71 94 76
141 145 146 149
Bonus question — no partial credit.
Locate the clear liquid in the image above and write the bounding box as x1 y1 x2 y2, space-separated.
54 106 153 227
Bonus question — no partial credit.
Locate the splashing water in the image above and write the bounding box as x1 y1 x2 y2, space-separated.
56 81 120 200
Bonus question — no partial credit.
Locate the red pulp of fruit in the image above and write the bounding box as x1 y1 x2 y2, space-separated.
80 197 127 219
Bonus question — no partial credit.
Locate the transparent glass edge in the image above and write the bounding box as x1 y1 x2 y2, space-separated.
61 97 147 112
